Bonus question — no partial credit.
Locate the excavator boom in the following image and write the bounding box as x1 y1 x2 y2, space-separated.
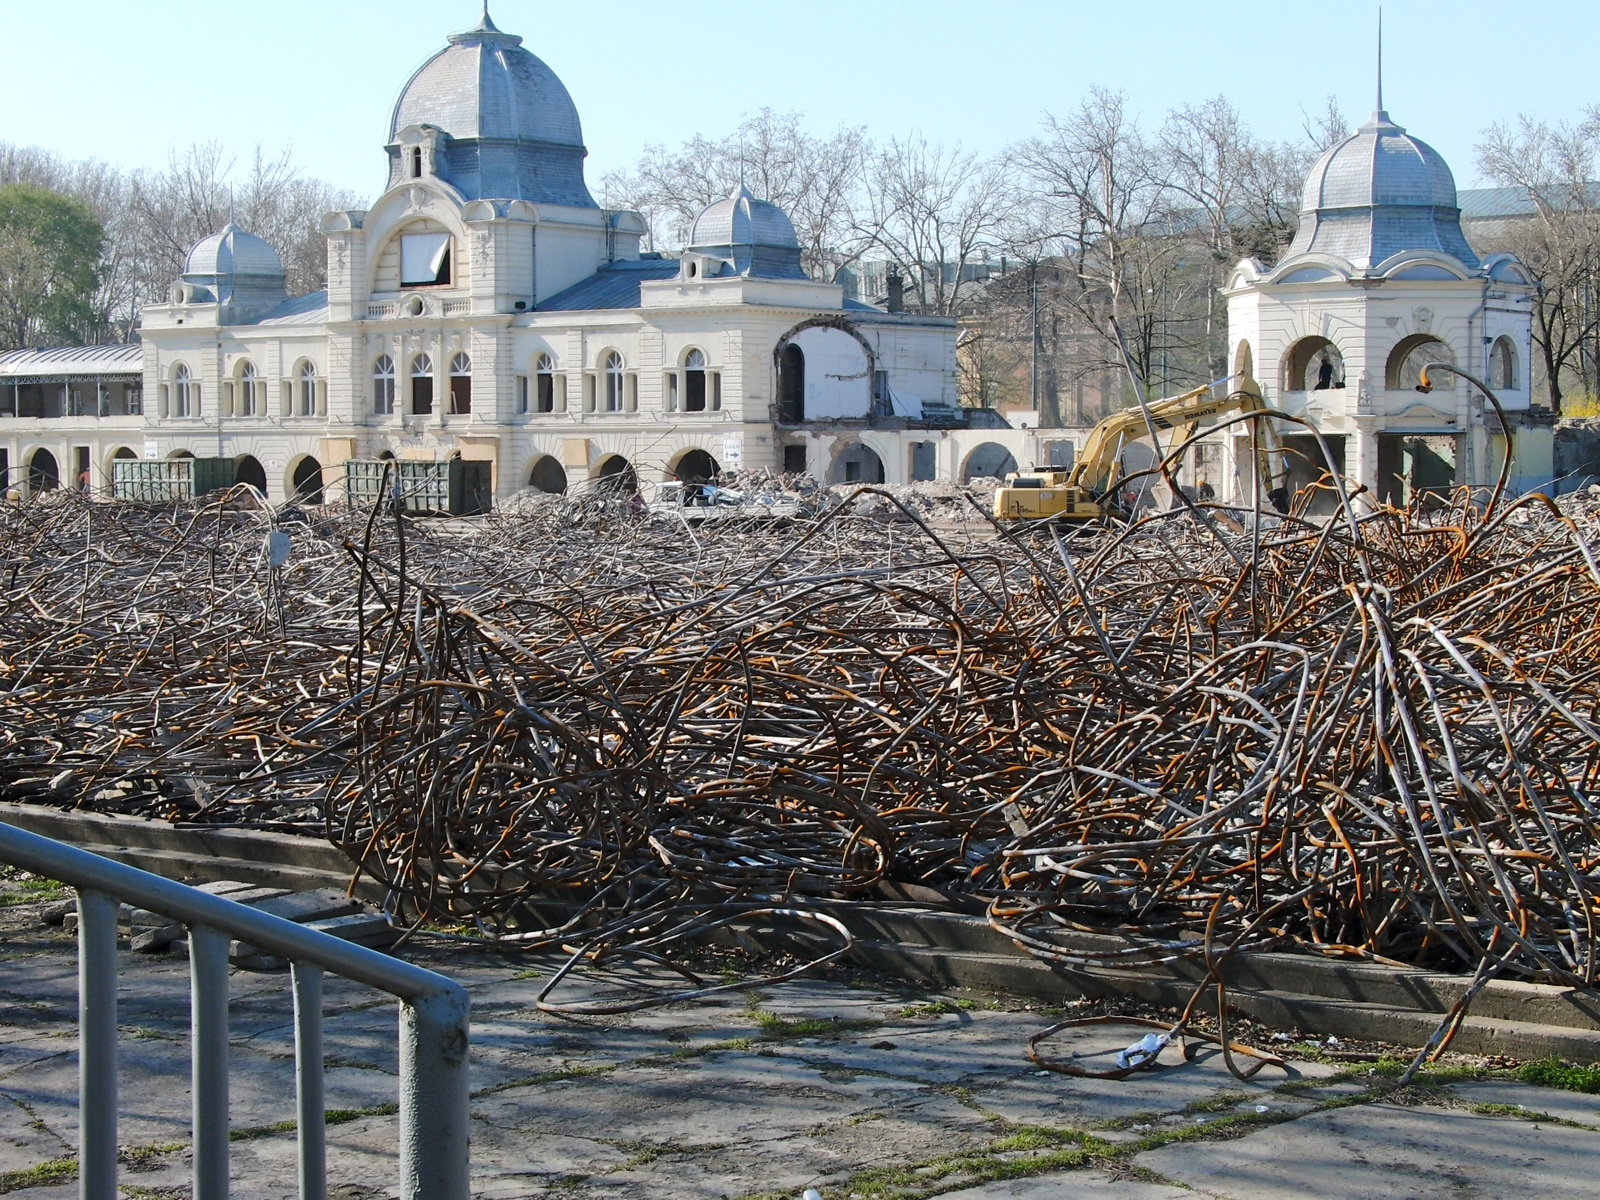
992 373 1278 522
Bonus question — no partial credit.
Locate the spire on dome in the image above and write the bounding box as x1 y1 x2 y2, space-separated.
1375 7 1387 121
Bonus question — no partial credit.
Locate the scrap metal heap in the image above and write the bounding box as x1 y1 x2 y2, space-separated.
2 485 1599 1005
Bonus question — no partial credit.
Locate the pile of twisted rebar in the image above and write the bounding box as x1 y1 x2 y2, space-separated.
2 485 1598 1000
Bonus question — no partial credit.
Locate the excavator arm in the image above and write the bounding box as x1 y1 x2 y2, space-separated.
1067 375 1268 498
992 372 1283 522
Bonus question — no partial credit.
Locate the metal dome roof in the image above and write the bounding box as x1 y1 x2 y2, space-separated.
1278 110 1479 273
689 185 802 251
389 14 583 149
1300 111 1458 211
184 223 285 278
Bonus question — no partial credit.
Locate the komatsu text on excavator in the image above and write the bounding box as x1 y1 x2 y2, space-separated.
992 373 1284 522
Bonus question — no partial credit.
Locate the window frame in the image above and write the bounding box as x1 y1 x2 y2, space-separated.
603 351 625 413
684 349 707 413
535 353 556 413
173 364 194 419
448 351 472 415
373 354 397 416
297 361 318 417
411 353 434 416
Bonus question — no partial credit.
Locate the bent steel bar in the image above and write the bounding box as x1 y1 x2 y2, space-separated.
0 818 470 1200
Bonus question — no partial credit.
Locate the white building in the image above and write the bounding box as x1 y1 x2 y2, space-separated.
0 13 1043 505
1221 104 1537 508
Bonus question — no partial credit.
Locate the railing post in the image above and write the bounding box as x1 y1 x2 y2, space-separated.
397 987 471 1200
77 889 118 1200
291 962 326 1200
190 926 230 1200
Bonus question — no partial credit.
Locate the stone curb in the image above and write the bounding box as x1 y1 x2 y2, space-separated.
4 802 1598 1060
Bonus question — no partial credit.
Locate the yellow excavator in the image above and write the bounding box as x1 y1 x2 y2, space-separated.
992 373 1285 522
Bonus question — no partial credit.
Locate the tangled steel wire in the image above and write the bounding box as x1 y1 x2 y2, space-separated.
2 480 1599 1019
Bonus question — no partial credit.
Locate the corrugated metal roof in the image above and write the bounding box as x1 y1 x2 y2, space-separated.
0 344 143 377
537 259 681 311
255 291 330 326
1457 183 1600 220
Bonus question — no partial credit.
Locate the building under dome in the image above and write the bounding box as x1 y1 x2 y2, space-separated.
1223 99 1541 510
2 12 1021 504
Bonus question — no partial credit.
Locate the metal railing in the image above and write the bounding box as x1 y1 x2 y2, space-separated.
0 819 470 1200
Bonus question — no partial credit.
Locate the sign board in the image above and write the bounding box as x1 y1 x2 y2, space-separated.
721 434 744 469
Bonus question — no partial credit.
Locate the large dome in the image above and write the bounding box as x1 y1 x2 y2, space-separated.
1300 113 1458 212
184 223 284 278
384 14 595 206
1279 110 1479 272
389 13 583 148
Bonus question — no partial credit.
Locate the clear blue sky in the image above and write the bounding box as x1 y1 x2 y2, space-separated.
1 0 1590 201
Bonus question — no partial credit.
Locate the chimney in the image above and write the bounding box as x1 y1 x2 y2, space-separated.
886 267 904 314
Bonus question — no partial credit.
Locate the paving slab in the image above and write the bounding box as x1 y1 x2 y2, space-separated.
936 1171 1194 1199
1137 1100 1600 1199
1445 1080 1600 1128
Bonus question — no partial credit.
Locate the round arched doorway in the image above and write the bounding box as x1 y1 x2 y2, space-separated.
672 449 720 483
290 456 324 504
961 442 1019 482
28 448 59 493
235 455 268 493
528 455 567 494
594 455 637 494
830 443 884 485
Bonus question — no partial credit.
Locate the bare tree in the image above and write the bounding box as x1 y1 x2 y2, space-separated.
0 140 357 343
853 136 1006 316
1015 87 1203 391
128 143 358 306
599 109 867 280
1300 95 1352 155
1476 112 1600 413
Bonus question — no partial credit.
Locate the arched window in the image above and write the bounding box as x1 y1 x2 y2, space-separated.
174 364 194 418
1283 336 1344 393
238 362 258 417
603 351 624 412
411 353 434 415
535 353 555 413
778 343 805 422
1387 335 1452 391
298 361 318 416
1491 336 1519 391
684 348 708 412
449 352 472 415
373 355 396 415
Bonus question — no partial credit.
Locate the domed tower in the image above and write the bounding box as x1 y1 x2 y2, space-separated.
178 222 289 324
385 11 594 206
1223 102 1535 509
683 185 807 279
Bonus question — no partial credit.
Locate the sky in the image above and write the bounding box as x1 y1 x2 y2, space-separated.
0 0 1592 203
